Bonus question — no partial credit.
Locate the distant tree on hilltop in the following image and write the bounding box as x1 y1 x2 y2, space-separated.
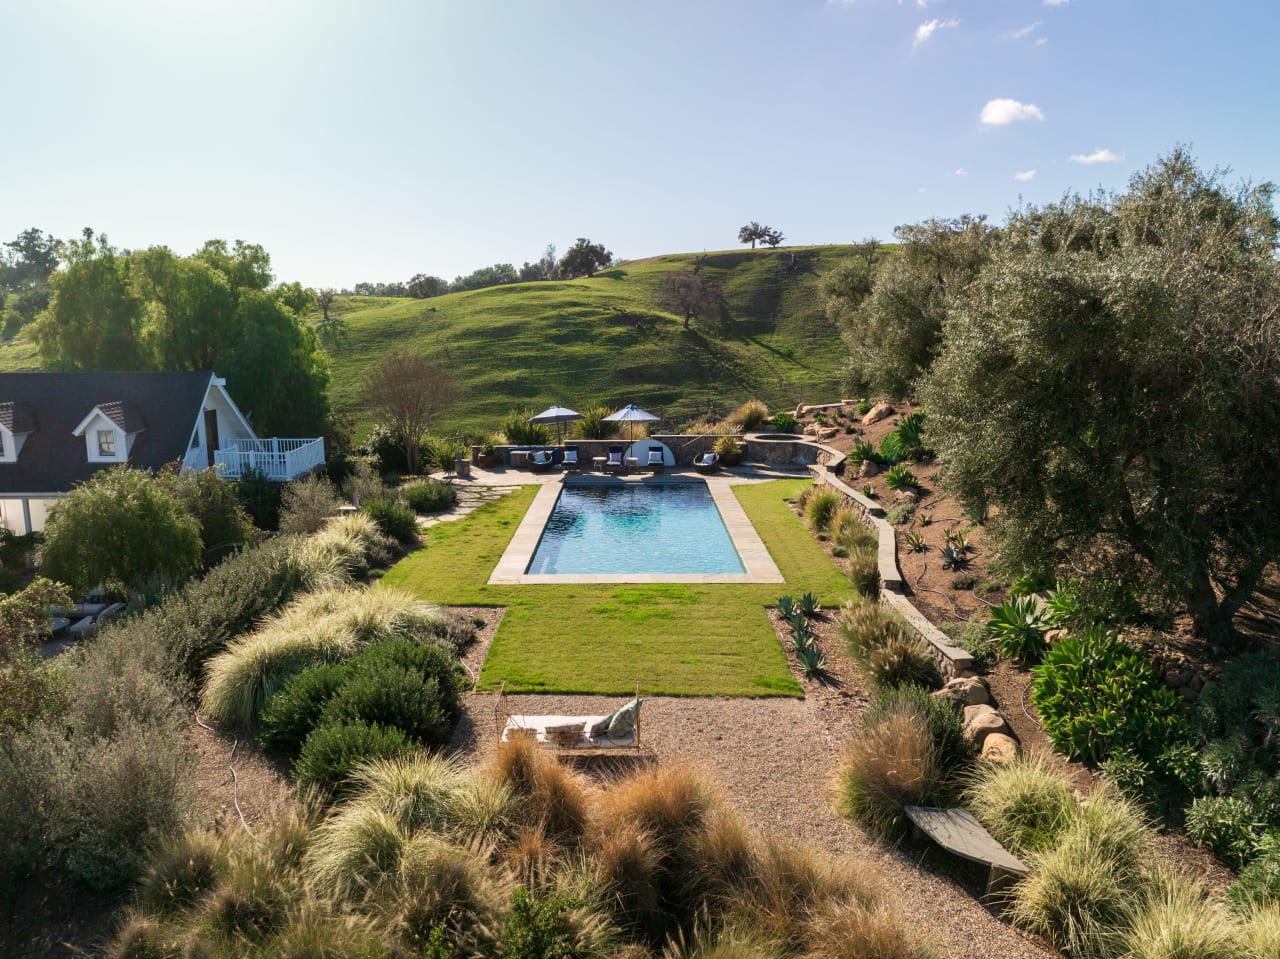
738 222 784 249
557 238 612 279
407 274 448 298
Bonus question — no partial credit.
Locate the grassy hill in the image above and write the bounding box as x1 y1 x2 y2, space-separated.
0 245 861 437
326 245 856 436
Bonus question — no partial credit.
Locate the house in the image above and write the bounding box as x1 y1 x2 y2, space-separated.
0 371 324 533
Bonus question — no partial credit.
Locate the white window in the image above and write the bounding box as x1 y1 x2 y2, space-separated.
97 429 116 457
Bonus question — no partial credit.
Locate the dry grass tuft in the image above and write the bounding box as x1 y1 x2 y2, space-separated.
802 898 943 959
965 755 1079 858
836 710 938 837
1117 873 1243 959
486 736 592 843
1238 903 1280 959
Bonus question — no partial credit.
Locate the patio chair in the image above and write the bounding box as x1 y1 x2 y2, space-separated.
603 446 625 472
646 448 665 472
562 447 580 470
529 450 554 472
693 452 720 473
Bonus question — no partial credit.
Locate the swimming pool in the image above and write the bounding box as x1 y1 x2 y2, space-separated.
525 481 746 575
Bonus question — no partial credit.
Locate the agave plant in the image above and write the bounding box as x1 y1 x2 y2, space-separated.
943 526 970 552
860 484 877 499
940 544 968 571
903 530 928 553
795 642 827 678
988 596 1053 662
787 608 808 635
1044 582 1083 626
916 512 932 527
791 619 813 651
799 593 822 617
850 440 878 464
883 464 918 491
777 595 797 618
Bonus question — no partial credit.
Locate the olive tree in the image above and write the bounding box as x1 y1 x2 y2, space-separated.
921 150 1280 642
40 467 203 593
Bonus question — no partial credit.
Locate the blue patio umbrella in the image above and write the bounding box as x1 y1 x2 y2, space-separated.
603 403 660 443
528 404 583 446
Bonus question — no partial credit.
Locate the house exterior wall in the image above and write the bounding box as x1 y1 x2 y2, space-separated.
0 496 56 534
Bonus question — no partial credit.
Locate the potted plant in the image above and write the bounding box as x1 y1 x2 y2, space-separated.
477 438 500 469
713 434 744 467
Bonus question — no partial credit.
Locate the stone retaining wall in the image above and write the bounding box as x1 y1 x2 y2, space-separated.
808 464 974 680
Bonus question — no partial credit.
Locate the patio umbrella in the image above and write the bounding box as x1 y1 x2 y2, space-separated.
528 404 583 446
603 403 660 443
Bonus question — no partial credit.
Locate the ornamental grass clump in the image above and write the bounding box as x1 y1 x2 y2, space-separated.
487 736 592 844
832 507 877 553
1238 904 1280 959
839 601 929 684
200 587 451 729
731 399 770 431
1116 874 1244 959
964 755 1079 858
836 709 938 838
804 487 843 535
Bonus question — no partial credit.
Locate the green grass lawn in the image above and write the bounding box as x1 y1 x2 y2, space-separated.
380 478 851 697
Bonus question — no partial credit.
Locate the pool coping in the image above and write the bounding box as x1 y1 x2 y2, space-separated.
487 474 785 585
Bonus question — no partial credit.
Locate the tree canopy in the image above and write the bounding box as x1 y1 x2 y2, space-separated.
655 272 723 330
918 149 1280 641
738 222 783 249
363 354 457 476
557 238 612 279
40 467 203 594
32 234 329 437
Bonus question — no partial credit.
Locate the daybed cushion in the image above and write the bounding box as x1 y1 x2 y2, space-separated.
608 699 642 738
588 715 612 737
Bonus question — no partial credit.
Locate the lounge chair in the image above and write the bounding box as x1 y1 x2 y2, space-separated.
693 452 720 473
646 448 665 472
561 447 580 470
529 450 554 472
495 682 643 754
603 446 625 472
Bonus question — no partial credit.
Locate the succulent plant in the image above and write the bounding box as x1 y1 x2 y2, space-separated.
795 642 827 678
940 544 968 571
884 464 918 491
777 595 797 618
903 530 928 553
799 592 822 616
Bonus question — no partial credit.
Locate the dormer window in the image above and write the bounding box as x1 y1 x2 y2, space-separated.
73 402 139 464
97 429 116 457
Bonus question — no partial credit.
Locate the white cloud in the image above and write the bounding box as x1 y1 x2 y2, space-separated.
914 17 959 46
980 98 1045 125
1014 169 1037 181
1070 148 1124 164
952 168 968 176
1044 0 1069 5
918 186 928 193
1004 22 1040 40
1034 36 1048 46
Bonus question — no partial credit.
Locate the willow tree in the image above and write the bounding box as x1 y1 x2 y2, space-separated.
921 149 1280 641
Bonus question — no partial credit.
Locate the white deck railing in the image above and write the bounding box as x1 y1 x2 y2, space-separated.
213 437 326 481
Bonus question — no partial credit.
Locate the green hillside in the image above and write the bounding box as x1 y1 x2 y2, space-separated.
0 245 859 437
327 245 854 436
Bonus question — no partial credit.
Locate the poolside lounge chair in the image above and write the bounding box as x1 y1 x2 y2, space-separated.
693 452 720 473
529 450 554 472
603 446 625 472
561 447 580 470
495 682 644 754
646 448 665 472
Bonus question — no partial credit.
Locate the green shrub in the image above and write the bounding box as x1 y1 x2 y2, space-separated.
878 412 929 464
771 412 797 433
712 434 741 458
404 480 457 514
988 596 1052 663
884 501 915 525
160 468 257 564
498 887 590 959
1031 627 1189 764
965 757 1078 858
882 464 917 491
502 412 552 446
1186 796 1260 869
258 664 352 763
731 400 770 431
278 475 342 535
575 406 615 440
323 648 462 750
294 722 415 798
848 439 878 465
938 620 996 671
804 488 843 534
363 497 419 544
235 467 282 531
832 509 876 552
1229 842 1280 911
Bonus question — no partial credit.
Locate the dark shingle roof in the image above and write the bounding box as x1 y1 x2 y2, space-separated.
0 372 213 494
0 401 35 434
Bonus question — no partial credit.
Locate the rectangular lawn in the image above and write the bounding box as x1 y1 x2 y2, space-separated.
379 479 851 697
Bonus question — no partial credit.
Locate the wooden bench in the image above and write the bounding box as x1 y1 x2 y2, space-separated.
903 805 1029 895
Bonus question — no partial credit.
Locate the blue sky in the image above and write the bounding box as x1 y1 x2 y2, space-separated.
4 0 1278 288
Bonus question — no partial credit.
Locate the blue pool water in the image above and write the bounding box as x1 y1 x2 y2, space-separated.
526 481 746 575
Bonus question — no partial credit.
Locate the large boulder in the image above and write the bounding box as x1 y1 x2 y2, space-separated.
932 676 991 708
858 459 882 478
982 733 1019 764
862 402 895 426
963 704 1011 746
